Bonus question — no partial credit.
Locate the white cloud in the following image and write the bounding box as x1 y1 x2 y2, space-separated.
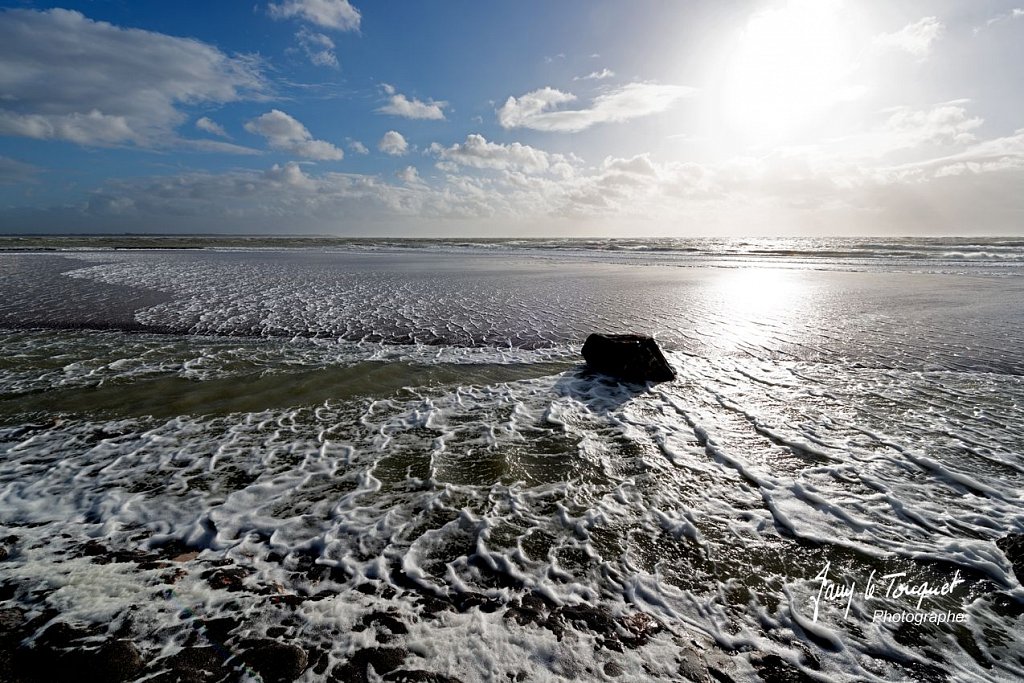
396 166 422 185
0 9 265 148
183 138 262 155
244 109 344 160
820 102 985 161
268 0 360 31
378 130 408 156
348 140 369 154
431 134 573 174
295 27 338 67
0 110 139 146
575 68 615 81
196 117 230 138
377 85 447 120
883 103 982 147
497 83 694 132
979 7 1024 30
11 118 1024 235
875 17 944 58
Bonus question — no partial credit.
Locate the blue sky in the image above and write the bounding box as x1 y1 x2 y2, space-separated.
0 0 1022 235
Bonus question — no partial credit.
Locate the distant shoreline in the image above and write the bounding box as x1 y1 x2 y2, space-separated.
2 234 1021 252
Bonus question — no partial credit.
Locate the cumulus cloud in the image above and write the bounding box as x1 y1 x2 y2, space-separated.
295 27 338 67
431 134 574 175
497 83 694 132
378 130 408 156
0 9 265 148
10 118 1024 235
196 117 230 138
244 109 344 160
875 17 944 58
377 84 447 120
267 0 360 31
348 140 369 154
396 166 422 185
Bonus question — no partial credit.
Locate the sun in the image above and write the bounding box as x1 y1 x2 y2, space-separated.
717 0 865 146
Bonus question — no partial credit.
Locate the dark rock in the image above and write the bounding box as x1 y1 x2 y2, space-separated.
269 593 306 607
80 540 109 558
617 611 663 649
151 645 232 683
451 591 498 613
997 533 1024 584
0 607 26 641
520 593 553 613
309 647 330 675
91 640 145 682
417 596 453 618
35 621 96 648
11 639 143 683
332 647 409 683
236 638 307 683
504 606 544 626
556 604 616 634
989 592 1024 618
200 566 254 592
581 333 675 383
362 612 409 638
195 617 239 644
750 654 815 683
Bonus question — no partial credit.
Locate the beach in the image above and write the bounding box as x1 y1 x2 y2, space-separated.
1 237 1023 682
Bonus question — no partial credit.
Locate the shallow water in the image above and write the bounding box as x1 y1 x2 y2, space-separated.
0 240 1022 682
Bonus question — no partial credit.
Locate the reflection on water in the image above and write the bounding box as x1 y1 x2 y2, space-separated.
701 268 817 356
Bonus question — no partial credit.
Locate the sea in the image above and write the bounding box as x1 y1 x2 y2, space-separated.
0 236 1022 682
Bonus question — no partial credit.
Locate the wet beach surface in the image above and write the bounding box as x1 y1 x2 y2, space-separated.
1 244 1023 682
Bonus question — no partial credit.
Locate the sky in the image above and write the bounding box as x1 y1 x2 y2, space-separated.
0 0 1022 236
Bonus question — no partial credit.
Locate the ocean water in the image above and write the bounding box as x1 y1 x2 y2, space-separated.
0 237 1022 682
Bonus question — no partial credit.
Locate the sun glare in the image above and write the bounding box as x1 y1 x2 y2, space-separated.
718 0 864 146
